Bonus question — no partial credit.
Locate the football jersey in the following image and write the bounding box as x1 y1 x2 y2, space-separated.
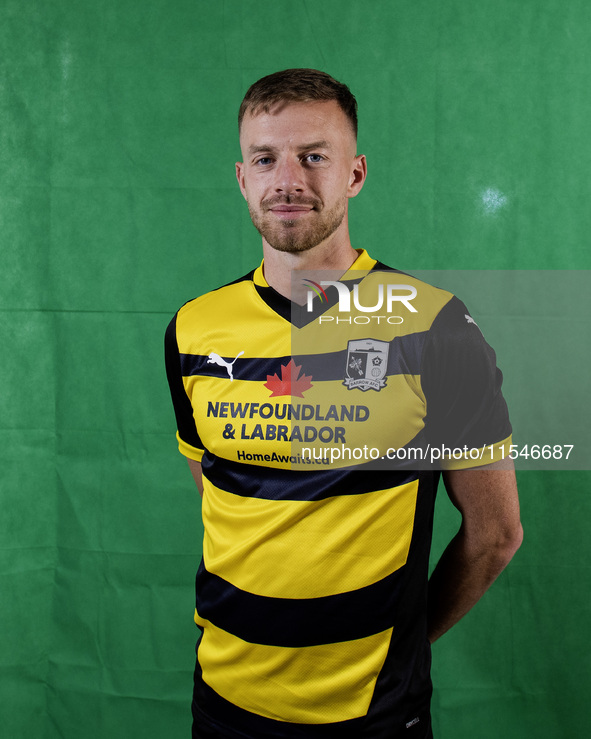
165 249 512 738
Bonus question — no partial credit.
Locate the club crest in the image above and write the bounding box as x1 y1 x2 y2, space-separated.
343 339 389 391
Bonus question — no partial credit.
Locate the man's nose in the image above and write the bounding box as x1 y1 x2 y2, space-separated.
274 158 304 193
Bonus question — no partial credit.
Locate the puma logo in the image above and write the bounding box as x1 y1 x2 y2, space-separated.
207 351 245 381
465 314 478 327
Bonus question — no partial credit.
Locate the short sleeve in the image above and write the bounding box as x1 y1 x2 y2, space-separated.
420 295 512 469
164 313 205 461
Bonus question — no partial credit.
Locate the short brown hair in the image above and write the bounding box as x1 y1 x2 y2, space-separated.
238 68 358 138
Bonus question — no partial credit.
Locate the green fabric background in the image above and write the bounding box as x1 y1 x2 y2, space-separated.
1 1 589 736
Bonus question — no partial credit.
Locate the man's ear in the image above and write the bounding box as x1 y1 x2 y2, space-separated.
235 162 248 201
347 154 367 199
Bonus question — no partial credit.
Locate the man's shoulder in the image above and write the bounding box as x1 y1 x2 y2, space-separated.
364 261 457 327
165 269 258 355
371 260 453 296
175 269 257 321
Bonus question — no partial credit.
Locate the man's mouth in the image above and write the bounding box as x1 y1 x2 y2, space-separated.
268 203 316 220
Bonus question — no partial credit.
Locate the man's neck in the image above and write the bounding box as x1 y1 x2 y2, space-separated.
262 239 359 304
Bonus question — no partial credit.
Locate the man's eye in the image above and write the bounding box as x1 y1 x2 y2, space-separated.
305 154 324 163
255 157 272 166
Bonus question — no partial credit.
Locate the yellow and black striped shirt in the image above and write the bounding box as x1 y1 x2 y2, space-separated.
165 249 511 738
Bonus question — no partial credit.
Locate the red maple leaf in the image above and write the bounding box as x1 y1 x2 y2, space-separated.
264 359 314 398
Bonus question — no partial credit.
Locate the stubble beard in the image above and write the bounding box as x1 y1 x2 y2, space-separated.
248 196 346 253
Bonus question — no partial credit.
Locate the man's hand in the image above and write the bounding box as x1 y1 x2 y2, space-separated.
427 458 523 643
187 458 203 497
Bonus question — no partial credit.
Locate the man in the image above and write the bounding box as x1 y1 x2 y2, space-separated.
165 69 522 738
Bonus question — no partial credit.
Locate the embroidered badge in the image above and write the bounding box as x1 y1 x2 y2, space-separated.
343 339 389 391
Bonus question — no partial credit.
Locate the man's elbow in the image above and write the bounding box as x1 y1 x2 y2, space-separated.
466 520 523 576
492 521 523 569
508 521 524 556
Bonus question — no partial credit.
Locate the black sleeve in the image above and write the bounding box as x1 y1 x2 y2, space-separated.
164 312 204 452
421 295 511 451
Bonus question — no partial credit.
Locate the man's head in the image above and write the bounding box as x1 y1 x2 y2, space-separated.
236 69 366 255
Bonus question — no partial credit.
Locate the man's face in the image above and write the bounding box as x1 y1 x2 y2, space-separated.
236 100 366 254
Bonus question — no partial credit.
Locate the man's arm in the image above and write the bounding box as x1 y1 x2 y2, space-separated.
187 458 203 497
427 458 523 643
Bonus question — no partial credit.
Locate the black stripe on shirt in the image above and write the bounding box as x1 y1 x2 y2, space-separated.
195 560 404 647
179 331 427 383
202 452 419 501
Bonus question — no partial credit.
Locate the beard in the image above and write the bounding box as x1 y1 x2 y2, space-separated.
247 195 346 253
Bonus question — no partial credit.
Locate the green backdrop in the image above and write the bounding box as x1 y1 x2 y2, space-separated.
2 1 589 737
